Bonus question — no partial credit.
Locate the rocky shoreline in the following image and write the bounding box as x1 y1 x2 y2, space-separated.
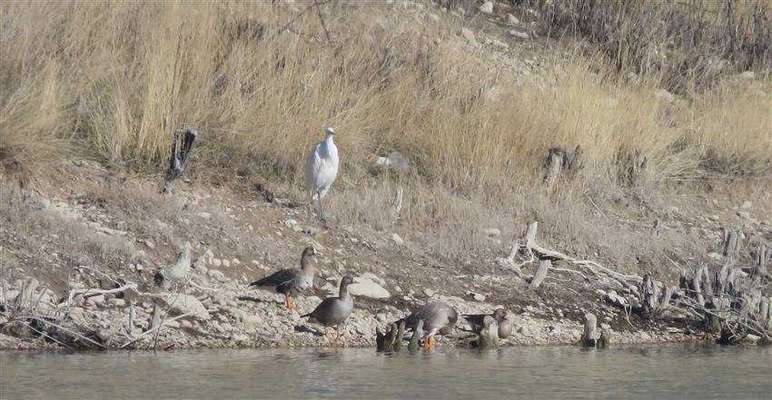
0 268 710 352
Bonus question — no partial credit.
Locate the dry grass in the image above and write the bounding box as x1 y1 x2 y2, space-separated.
0 1 770 253
535 0 772 92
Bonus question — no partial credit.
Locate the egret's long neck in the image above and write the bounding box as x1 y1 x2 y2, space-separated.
320 135 336 156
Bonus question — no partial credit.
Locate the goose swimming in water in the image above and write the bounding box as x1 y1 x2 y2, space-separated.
248 246 317 310
301 275 354 344
305 126 339 222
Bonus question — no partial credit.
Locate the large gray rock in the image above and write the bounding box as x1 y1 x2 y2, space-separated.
348 275 391 299
162 294 210 321
480 1 494 14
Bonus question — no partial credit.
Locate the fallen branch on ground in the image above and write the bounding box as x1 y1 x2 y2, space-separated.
66 283 138 306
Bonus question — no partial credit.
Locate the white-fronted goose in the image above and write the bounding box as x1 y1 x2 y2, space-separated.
301 275 354 343
401 301 458 350
248 246 317 310
464 308 513 339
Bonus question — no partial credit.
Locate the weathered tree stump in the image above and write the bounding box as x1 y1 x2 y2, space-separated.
582 313 599 347
543 145 583 188
127 303 136 337
529 259 551 290
751 243 769 279
722 228 743 265
759 297 769 330
616 148 648 187
163 128 198 193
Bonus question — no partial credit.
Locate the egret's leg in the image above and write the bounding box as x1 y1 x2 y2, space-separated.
317 190 326 222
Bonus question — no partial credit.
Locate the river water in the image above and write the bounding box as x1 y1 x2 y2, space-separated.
1 344 770 399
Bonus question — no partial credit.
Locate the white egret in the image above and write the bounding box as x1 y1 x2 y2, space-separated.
305 126 339 221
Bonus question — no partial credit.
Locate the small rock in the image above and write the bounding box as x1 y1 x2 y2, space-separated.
221 259 231 268
134 263 144 272
483 228 501 238
207 270 226 282
424 288 436 298
86 295 106 307
284 219 298 228
142 239 156 249
198 212 212 219
429 13 440 22
507 13 519 25
461 27 476 44
164 320 180 329
707 252 723 261
479 1 493 14
655 89 675 103
4 290 20 303
391 233 404 246
491 39 508 49
739 71 755 80
180 320 193 329
231 258 241 266
745 334 761 344
197 265 208 275
741 201 752 209
467 291 486 302
108 298 126 308
508 29 529 39
737 211 751 219
211 258 222 267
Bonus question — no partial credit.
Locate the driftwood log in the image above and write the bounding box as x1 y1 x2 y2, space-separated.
163 128 198 193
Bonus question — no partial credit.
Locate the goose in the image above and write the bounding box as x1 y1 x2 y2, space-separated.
400 301 458 350
248 246 317 310
300 275 354 343
305 126 339 222
463 308 513 339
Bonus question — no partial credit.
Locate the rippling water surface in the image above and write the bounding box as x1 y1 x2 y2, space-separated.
2 344 770 399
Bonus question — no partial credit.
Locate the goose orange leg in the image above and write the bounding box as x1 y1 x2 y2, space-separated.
284 295 295 310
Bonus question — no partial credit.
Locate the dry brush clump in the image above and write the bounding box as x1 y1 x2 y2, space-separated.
0 2 769 215
533 0 771 93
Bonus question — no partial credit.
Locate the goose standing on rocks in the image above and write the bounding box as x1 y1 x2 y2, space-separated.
464 308 513 339
300 275 354 344
305 126 339 222
248 246 317 310
400 301 458 350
